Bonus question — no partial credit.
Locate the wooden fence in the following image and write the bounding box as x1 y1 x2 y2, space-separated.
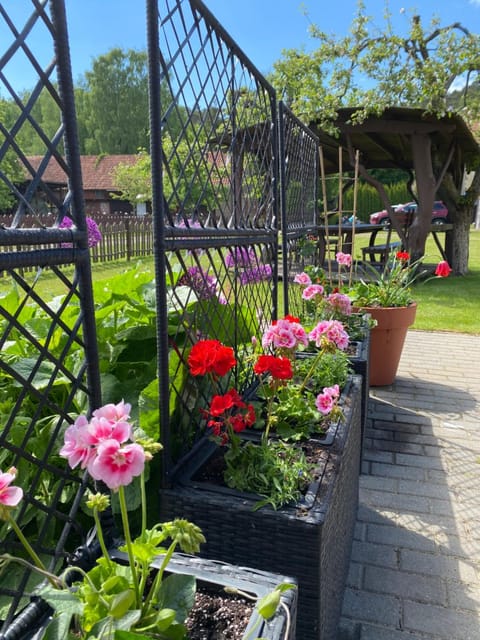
0 214 154 272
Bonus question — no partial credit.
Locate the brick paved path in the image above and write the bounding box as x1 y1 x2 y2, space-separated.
338 330 480 640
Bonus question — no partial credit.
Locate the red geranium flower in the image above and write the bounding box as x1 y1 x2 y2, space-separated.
188 339 236 377
396 251 410 262
253 354 293 380
203 388 256 443
434 260 452 277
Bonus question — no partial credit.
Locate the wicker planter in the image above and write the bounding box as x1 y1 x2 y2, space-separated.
160 375 362 640
348 334 371 455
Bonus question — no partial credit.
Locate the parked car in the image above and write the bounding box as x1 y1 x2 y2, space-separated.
369 201 449 226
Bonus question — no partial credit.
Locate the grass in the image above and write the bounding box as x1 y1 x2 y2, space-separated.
352 228 480 334
2 231 479 335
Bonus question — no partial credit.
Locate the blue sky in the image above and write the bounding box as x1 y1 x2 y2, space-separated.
2 0 480 93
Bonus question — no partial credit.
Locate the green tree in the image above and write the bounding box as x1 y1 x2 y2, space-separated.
1 90 62 156
111 149 152 207
0 102 26 211
271 2 480 273
76 48 150 155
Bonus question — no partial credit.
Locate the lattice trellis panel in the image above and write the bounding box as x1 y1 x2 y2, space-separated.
0 1 101 634
147 0 279 478
278 102 320 317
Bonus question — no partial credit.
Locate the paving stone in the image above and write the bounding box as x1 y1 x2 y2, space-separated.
346 562 364 589
447 581 480 612
398 479 449 500
400 549 479 583
395 453 444 470
359 475 398 492
363 565 446 605
356 504 399 525
366 523 436 552
362 450 395 464
341 588 402 627
361 488 431 514
351 540 399 569
370 462 425 481
359 623 434 639
403 600 480 639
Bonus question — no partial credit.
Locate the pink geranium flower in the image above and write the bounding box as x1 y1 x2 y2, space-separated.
301 284 324 301
309 320 350 351
92 400 131 423
88 439 146 491
60 415 95 469
0 468 23 508
336 252 352 267
326 292 353 316
293 272 312 286
86 415 132 448
262 318 308 350
315 384 340 415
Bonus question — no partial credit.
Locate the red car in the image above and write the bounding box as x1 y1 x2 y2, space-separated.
369 201 449 226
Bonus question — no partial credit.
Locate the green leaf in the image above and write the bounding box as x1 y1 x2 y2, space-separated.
256 583 296 620
157 573 196 623
9 358 70 389
109 589 136 618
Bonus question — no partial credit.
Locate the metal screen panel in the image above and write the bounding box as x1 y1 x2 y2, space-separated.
278 101 320 317
0 1 101 634
147 0 279 479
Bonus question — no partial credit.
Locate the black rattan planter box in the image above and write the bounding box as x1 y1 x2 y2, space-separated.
348 332 371 455
160 376 362 640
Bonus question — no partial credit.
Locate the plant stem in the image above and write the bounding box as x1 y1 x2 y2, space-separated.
92 507 112 569
141 541 176 615
7 514 58 587
298 348 324 394
140 472 147 538
118 485 141 607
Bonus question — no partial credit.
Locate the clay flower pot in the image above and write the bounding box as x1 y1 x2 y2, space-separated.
361 302 417 386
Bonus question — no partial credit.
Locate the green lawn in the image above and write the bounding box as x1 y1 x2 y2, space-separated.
352 228 480 334
2 230 479 335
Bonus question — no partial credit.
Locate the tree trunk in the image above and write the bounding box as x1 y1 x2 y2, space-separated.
407 134 436 261
447 207 470 275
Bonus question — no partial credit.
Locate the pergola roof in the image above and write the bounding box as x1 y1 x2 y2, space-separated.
309 107 480 175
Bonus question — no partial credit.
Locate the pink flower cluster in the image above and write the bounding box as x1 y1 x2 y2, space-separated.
294 272 352 316
315 384 340 415
308 319 350 351
261 317 308 351
336 251 352 267
60 401 145 491
302 284 325 301
293 272 312 286
325 292 353 316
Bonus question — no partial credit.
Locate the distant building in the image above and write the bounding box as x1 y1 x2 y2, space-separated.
25 155 141 216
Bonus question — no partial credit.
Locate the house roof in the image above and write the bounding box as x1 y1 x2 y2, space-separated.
26 155 138 190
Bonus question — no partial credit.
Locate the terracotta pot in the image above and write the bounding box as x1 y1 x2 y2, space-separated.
360 303 417 386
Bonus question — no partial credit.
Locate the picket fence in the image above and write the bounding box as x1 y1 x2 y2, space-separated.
0 214 154 272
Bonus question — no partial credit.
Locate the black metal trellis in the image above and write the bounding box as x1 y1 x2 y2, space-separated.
0 0 324 634
147 0 280 482
0 1 101 636
278 101 320 317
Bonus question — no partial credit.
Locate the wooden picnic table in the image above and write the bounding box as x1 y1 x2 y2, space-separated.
317 222 454 265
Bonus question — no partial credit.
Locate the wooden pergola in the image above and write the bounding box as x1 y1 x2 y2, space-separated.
309 107 480 261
